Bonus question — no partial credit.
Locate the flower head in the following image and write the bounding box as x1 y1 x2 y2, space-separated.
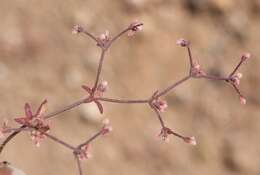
176 38 190 47
96 81 108 97
190 61 206 77
72 25 84 34
240 96 247 105
128 20 143 37
158 127 172 142
30 130 48 147
230 72 243 86
183 136 197 145
152 98 168 112
14 99 50 146
77 144 92 161
14 99 47 126
101 118 113 136
97 30 110 48
241 53 251 61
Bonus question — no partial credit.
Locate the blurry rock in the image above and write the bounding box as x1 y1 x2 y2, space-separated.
79 102 103 123
64 68 83 89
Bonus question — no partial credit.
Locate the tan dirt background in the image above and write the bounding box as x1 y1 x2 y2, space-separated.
0 0 260 175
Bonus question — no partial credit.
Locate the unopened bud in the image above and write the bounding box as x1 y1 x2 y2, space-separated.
240 96 247 105
72 25 84 34
241 53 251 60
236 72 243 79
176 38 190 47
183 136 197 146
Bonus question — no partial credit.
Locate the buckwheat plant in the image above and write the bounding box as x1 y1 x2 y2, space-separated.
0 20 251 175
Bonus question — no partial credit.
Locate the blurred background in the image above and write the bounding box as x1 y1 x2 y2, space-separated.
0 0 259 175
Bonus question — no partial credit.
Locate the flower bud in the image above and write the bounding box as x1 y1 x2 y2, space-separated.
241 53 251 61
240 96 246 105
72 25 84 34
176 38 190 47
128 20 143 37
183 136 197 145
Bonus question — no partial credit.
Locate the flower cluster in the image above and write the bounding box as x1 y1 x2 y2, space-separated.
127 20 143 37
176 38 190 47
76 144 92 161
190 61 206 77
97 31 110 49
72 25 84 34
0 20 251 175
82 80 109 114
230 72 243 86
151 98 168 112
14 99 50 146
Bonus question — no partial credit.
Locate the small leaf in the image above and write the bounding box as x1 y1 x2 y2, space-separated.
35 99 48 117
24 103 33 119
94 100 103 114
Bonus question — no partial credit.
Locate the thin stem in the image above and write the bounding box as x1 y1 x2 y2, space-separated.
82 30 98 43
78 130 103 148
97 97 149 104
199 75 229 81
169 130 185 140
74 154 83 175
107 23 143 48
187 46 194 68
45 98 88 119
229 58 244 77
156 75 191 98
0 98 89 155
44 133 76 151
93 50 106 91
150 105 165 128
3 127 31 133
231 83 243 97
0 125 26 154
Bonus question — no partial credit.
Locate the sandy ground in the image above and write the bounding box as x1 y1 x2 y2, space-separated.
0 0 260 175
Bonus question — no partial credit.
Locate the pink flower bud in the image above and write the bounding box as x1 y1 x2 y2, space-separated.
96 81 108 97
241 53 251 60
236 72 243 79
97 81 108 93
128 20 143 37
191 61 206 77
152 99 168 112
97 31 110 48
78 144 92 161
72 25 84 34
176 38 190 47
158 127 172 142
240 96 246 105
101 118 113 136
183 136 197 145
101 125 113 136
233 77 240 86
